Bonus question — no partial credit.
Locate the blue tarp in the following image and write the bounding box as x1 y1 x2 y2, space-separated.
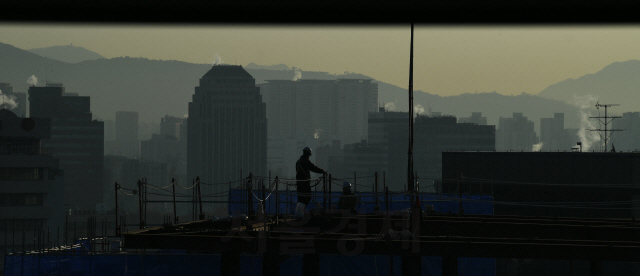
4 253 495 276
5 192 495 275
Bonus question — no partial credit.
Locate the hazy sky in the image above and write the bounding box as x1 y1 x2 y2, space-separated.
2 24 640 96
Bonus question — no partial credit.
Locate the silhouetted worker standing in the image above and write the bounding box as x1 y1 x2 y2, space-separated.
338 182 358 214
295 147 326 217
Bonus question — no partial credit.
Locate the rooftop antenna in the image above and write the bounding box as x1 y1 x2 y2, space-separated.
590 102 623 152
407 23 415 194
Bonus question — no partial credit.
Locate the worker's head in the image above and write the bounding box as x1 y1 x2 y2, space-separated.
303 147 312 156
342 182 351 191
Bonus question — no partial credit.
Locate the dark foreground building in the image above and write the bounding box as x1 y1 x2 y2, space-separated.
441 151 640 218
28 83 104 210
441 151 640 275
187 65 267 210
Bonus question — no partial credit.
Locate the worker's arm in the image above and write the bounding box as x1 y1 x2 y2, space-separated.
303 159 326 174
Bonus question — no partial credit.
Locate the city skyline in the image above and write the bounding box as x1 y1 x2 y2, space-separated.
4 24 640 98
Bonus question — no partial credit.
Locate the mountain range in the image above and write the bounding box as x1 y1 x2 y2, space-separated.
3 41 636 134
28 44 105 64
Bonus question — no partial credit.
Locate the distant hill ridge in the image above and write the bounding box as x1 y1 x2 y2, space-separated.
28 44 105 64
538 59 640 113
0 41 584 131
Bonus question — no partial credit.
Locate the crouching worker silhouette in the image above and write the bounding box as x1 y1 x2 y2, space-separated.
295 147 326 217
338 182 358 214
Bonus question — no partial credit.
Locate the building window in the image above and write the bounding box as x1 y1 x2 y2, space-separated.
0 193 44 206
0 168 41 181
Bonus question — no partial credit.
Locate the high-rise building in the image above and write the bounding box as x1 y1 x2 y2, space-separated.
458 112 487 125
413 113 495 190
114 111 139 158
540 113 579 151
187 65 267 210
28 83 104 210
259 79 378 177
321 108 495 191
496 112 538 151
611 112 640 151
160 115 184 140
0 109 64 264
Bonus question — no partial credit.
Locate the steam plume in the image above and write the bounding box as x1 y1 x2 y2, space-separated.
213 54 222 66
0 89 18 110
27 75 38 86
571 94 601 151
384 102 396 111
292 67 302 81
313 128 323 139
413 104 425 115
532 142 544 152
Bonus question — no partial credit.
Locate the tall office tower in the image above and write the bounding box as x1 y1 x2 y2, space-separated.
259 79 377 177
28 83 104 210
0 109 64 264
115 111 139 158
0 83 27 117
187 65 266 210
496 112 538 151
458 112 488 125
611 112 640 151
540 113 578 151
160 115 183 140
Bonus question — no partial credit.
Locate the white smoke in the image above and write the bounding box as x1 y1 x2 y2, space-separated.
313 128 322 139
213 53 222 66
571 94 601 152
0 89 18 110
27 75 38 86
413 104 425 115
292 67 302 81
384 102 396 111
532 142 544 152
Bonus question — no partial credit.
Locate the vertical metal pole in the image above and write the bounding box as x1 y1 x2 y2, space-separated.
137 179 143 229
385 187 389 214
247 174 253 216
172 178 177 224
354 171 357 192
268 171 272 215
407 23 415 194
383 171 386 208
323 173 327 212
192 179 196 221
480 173 483 196
328 174 332 211
375 172 379 208
144 178 148 226
4 219 7 255
458 173 463 216
115 182 120 236
12 217 15 254
275 176 279 225
197 177 204 220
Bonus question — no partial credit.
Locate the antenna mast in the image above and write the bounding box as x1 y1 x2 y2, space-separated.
407 23 415 193
590 103 623 152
